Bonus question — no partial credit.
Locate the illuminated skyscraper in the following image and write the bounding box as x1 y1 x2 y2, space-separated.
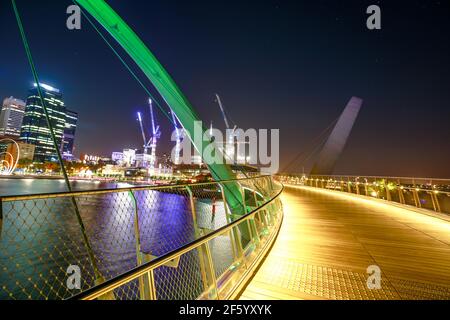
20 83 67 162
62 109 78 157
0 97 26 137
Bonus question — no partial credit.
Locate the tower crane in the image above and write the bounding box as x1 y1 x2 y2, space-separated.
136 98 161 170
148 98 161 173
215 93 237 163
215 94 231 129
137 112 148 153
170 110 183 165
137 111 152 167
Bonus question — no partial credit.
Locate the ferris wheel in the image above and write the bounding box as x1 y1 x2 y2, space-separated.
0 138 20 175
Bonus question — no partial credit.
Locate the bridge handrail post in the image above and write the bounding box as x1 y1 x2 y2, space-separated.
219 182 244 263
431 191 442 213
237 182 259 246
253 189 269 234
364 180 369 196
186 186 218 299
347 177 352 193
128 190 157 300
398 186 406 204
385 180 392 201
412 188 422 208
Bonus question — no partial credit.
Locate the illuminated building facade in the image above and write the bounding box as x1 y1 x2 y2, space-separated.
62 109 78 157
122 149 136 167
0 97 26 137
20 83 67 163
81 154 101 164
135 153 152 168
112 151 124 164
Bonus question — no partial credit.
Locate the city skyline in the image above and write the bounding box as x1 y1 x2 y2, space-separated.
1 1 450 177
1 0 450 304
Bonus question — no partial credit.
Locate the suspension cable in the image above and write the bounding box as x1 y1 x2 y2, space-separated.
77 2 249 178
75 1 178 128
281 116 339 173
12 0 103 280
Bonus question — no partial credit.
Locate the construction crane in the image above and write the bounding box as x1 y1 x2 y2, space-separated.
215 93 237 163
215 94 230 129
137 112 149 154
170 110 183 165
136 98 161 170
137 111 152 167
148 98 161 173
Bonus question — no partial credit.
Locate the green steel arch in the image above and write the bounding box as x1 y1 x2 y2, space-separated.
75 0 244 212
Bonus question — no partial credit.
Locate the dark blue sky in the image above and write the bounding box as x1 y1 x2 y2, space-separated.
1 0 449 177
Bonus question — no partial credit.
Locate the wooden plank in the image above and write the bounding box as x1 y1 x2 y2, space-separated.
239 186 450 300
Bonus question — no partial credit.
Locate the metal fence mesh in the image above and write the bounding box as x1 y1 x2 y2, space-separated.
1 197 95 299
0 176 283 300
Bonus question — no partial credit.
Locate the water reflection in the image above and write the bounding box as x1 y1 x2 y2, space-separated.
0 178 127 196
0 182 234 300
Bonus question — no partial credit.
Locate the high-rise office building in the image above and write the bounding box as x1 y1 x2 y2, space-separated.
0 97 26 137
20 83 67 162
62 109 78 157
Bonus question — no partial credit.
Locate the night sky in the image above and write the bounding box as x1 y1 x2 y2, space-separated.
1 0 449 177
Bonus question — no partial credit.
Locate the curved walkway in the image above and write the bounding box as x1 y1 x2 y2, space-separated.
240 185 450 300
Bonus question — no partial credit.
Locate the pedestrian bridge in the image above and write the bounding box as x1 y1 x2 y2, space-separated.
241 182 450 300
1 175 450 300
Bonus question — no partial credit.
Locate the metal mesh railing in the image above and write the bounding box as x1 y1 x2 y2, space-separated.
279 174 450 216
0 175 283 300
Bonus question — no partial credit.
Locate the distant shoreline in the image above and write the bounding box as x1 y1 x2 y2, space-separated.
0 175 115 181
0 175 172 185
0 175 65 180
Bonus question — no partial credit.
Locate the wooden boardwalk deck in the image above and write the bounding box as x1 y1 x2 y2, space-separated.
240 185 450 300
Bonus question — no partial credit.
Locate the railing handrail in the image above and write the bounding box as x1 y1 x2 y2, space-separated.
280 174 450 194
0 175 271 202
280 174 450 219
69 182 284 300
281 173 450 183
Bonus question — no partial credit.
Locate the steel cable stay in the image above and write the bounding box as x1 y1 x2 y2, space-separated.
6 1 284 301
281 116 339 174
75 1 251 206
78 1 241 174
76 1 204 129
74 1 177 129
11 0 108 291
10 0 246 292
10 2 267 300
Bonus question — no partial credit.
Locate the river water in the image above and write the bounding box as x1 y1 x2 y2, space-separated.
0 178 128 197
0 179 233 300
